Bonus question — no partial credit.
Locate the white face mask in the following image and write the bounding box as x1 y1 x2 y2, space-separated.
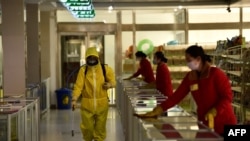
187 60 200 70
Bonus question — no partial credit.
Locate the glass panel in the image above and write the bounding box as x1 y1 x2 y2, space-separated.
61 35 85 88
243 7 250 22
95 10 117 23
136 9 177 24
189 8 240 23
243 29 250 42
26 108 32 141
0 118 7 141
122 10 133 24
32 104 38 141
19 110 25 141
188 30 239 45
11 115 18 141
0 36 2 88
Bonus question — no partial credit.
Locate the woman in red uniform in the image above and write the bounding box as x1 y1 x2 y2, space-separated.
152 51 173 97
135 45 237 135
124 51 155 83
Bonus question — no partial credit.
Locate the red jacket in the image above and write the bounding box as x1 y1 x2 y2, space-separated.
156 63 173 97
133 58 155 83
160 62 237 134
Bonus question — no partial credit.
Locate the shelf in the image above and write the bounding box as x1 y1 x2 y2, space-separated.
232 103 242 108
169 56 186 60
226 71 241 77
226 59 244 64
168 66 190 72
172 80 182 84
232 87 242 93
67 54 80 58
226 55 241 60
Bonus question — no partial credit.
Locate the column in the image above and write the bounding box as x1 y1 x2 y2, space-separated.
26 3 40 84
40 11 57 107
115 11 122 77
1 0 26 96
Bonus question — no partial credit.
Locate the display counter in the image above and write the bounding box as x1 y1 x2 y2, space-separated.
117 78 223 141
0 98 40 141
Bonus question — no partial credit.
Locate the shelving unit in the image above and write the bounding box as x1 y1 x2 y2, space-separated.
212 44 250 124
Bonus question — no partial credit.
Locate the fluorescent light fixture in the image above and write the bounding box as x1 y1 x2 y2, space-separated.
108 5 113 11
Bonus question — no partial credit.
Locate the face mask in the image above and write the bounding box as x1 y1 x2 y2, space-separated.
87 59 98 66
153 59 157 65
187 60 200 70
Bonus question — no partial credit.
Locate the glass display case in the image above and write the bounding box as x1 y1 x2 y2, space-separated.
0 98 39 141
117 79 223 141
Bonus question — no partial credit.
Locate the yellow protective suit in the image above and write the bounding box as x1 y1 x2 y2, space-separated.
72 47 116 141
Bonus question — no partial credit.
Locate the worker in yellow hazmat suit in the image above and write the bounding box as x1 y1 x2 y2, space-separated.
71 47 116 141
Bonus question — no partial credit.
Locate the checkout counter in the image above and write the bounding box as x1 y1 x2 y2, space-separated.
116 78 223 141
0 98 40 141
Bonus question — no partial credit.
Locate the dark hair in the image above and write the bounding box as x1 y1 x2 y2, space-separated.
135 51 147 58
154 51 168 63
185 45 212 63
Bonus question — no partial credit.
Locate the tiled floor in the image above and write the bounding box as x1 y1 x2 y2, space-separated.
40 107 125 141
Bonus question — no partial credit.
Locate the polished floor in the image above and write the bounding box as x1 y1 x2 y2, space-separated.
40 107 125 141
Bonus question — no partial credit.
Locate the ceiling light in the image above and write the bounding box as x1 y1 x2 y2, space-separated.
178 5 183 9
108 5 113 11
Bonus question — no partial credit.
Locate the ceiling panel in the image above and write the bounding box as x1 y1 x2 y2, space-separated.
39 0 247 11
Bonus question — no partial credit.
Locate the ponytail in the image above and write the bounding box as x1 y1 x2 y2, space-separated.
185 45 211 63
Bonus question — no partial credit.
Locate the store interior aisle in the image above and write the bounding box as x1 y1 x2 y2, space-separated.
40 107 125 141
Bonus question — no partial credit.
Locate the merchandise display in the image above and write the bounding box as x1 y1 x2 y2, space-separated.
212 39 250 124
116 78 223 141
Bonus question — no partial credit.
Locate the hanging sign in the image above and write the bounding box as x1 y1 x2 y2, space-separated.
67 4 94 11
62 1 91 7
60 0 90 3
60 0 96 19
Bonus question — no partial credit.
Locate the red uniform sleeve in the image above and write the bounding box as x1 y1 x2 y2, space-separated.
160 73 190 111
132 61 143 77
213 69 233 115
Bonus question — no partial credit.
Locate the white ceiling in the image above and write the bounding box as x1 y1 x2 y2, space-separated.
36 0 250 11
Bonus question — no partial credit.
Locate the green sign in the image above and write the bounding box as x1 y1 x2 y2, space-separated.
60 0 90 3
74 14 95 18
71 10 95 15
67 5 94 11
63 2 91 7
60 0 95 19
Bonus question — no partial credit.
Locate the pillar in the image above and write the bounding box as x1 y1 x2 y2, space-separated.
40 11 57 107
1 0 26 96
26 3 40 84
